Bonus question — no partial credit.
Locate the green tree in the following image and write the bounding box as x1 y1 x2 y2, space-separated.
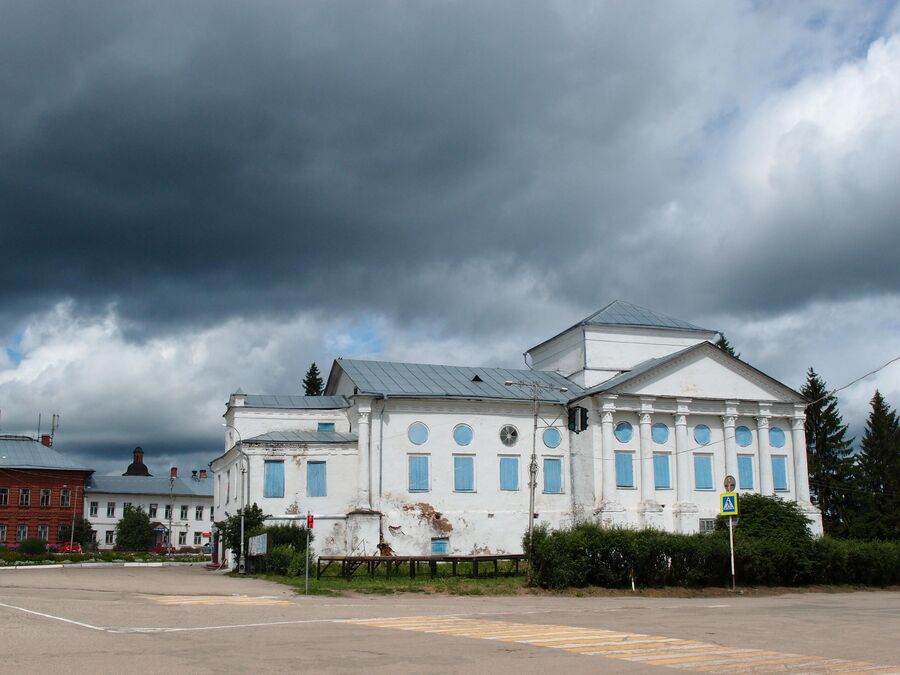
302 362 324 396
801 368 855 536
58 517 96 548
214 503 268 561
114 505 153 551
850 391 900 540
715 334 740 359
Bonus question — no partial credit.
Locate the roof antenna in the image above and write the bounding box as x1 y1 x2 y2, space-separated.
51 414 60 441
37 412 41 440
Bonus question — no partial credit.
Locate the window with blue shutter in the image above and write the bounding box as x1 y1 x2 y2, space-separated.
772 456 789 491
408 455 429 492
653 453 671 489
615 452 634 488
317 422 335 432
431 538 449 555
543 458 562 493
499 457 519 491
694 454 713 490
737 455 754 489
307 461 326 497
263 461 284 498
454 456 475 492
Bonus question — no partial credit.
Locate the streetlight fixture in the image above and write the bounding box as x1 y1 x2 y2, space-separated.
222 423 247 574
503 379 568 550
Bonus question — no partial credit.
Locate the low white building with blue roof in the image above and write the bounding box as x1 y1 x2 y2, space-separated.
212 300 820 562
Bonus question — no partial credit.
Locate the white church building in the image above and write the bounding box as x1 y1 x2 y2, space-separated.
211 301 820 560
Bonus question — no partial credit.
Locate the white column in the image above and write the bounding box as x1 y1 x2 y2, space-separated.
599 397 619 509
639 412 654 504
674 413 691 502
356 407 371 508
722 401 739 482
791 410 811 504
756 410 773 495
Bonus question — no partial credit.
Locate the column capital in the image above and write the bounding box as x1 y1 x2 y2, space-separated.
639 412 652 426
721 415 736 427
755 416 770 429
791 416 805 431
601 411 615 424
674 414 687 427
358 411 370 422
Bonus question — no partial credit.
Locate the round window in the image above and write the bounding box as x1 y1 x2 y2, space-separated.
769 426 786 448
453 424 474 446
499 425 518 447
543 427 562 449
693 424 711 445
735 425 752 447
651 423 669 444
408 422 429 446
614 421 633 443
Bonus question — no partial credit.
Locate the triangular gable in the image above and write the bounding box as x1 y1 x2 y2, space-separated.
607 342 803 403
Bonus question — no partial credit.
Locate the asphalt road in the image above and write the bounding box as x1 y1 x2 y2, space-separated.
0 566 898 674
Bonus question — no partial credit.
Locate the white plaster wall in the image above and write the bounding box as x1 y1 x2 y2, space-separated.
584 326 713 374
528 327 584 378
224 408 350 450
374 400 573 555
85 491 214 550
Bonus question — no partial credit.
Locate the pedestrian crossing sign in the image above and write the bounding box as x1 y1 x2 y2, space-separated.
720 492 739 516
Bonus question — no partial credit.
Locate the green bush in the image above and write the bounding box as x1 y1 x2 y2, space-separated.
266 544 294 575
18 538 48 555
287 551 311 577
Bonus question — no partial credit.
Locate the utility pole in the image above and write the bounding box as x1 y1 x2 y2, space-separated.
223 423 246 573
168 471 174 555
503 379 568 549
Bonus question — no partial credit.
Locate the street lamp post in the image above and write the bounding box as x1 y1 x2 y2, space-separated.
503 379 568 550
70 484 79 551
223 423 247 574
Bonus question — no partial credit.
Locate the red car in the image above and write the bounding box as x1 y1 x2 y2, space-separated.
57 542 83 554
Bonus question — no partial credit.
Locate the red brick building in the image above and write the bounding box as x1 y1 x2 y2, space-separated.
0 435 93 546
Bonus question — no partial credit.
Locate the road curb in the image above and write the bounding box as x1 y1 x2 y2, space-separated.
0 561 208 570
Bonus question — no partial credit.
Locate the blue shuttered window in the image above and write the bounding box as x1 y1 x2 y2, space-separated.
737 455 754 489
431 538 449 555
454 456 475 492
499 457 519 491
543 458 562 493
694 454 713 490
408 455 429 492
317 422 335 432
615 452 634 488
653 453 671 489
307 461 326 497
263 461 285 498
772 456 789 491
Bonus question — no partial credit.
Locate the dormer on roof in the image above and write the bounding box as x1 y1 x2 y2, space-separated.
526 300 719 388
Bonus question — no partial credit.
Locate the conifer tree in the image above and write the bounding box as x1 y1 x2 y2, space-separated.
302 362 324 396
851 391 900 540
715 334 740 359
801 368 855 535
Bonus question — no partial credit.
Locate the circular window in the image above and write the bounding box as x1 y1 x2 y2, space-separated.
499 425 518 447
769 426 786 448
735 425 752 447
651 423 669 444
614 421 633 443
543 427 562 448
453 424 474 446
693 424 711 445
408 422 429 446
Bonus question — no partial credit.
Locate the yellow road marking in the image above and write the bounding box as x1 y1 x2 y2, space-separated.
349 616 899 673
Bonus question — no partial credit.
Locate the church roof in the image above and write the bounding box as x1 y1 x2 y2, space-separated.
244 430 358 444
331 359 583 403
0 436 93 472
580 300 713 332
239 394 350 409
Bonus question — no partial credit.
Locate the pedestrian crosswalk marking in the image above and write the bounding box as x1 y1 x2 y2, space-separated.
139 594 292 606
349 616 900 673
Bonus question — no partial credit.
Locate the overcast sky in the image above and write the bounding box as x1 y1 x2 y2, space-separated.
2 1 899 476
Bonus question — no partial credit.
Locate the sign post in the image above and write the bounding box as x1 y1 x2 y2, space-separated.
720 475 739 592
305 512 314 595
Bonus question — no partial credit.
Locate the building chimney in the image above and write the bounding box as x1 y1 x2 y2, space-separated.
40 434 52 447
199 469 207 480
170 467 177 479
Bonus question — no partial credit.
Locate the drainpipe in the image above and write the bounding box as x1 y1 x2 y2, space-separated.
378 395 387 499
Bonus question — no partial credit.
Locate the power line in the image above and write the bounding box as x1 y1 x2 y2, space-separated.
807 355 900 406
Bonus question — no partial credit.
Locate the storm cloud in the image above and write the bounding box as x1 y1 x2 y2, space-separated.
1 1 899 470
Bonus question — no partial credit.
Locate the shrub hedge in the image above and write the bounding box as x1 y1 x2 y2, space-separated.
527 495 900 589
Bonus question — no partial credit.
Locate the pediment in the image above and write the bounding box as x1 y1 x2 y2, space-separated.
612 343 802 403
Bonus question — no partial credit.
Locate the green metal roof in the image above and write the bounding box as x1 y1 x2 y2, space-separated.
334 359 582 403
